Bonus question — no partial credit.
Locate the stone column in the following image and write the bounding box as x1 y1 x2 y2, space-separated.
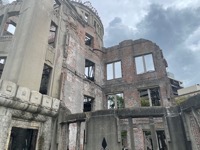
149 117 158 150
58 123 69 150
0 107 12 150
76 122 81 150
166 107 188 150
128 118 135 150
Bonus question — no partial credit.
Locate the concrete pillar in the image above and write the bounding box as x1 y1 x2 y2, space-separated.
50 119 58 150
0 107 12 150
76 122 81 150
149 118 158 150
58 123 68 150
128 118 135 150
2 0 53 91
166 108 188 150
66 124 69 150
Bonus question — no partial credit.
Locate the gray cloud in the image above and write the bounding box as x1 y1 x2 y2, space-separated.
137 5 200 50
104 4 200 86
104 17 135 47
136 4 200 86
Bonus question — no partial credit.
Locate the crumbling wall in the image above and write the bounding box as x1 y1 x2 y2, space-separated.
103 39 171 108
61 0 104 114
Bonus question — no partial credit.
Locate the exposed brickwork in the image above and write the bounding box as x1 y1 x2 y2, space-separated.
103 39 172 108
0 0 199 150
134 128 144 150
188 112 200 150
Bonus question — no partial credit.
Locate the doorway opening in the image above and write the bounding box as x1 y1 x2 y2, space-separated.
8 127 38 150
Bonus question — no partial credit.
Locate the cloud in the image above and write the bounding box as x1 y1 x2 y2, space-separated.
135 4 200 86
104 17 135 47
87 0 150 29
185 26 200 52
137 5 200 49
105 4 200 86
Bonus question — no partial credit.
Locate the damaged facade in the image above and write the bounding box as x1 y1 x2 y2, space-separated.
0 0 199 150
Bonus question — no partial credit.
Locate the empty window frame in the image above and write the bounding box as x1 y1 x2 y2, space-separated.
84 13 89 22
83 96 94 112
0 57 6 78
3 15 19 35
121 130 128 149
143 131 153 150
106 61 122 80
48 21 57 48
143 130 167 150
0 16 3 26
39 64 52 95
94 20 96 28
135 54 155 74
85 33 93 47
139 87 160 107
156 130 167 150
85 59 95 81
107 93 124 109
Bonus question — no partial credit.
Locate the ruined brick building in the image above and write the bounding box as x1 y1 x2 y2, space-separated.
0 0 200 150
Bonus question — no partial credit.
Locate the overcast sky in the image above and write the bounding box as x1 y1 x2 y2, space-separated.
8 0 200 87
84 0 200 87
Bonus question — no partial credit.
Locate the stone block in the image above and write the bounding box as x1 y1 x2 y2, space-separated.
0 80 17 98
16 86 31 102
52 98 60 111
42 95 52 108
30 91 42 105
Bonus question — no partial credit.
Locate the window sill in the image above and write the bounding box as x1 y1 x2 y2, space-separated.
106 77 122 81
136 70 156 75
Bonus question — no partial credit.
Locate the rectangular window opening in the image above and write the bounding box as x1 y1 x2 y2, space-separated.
8 127 38 150
106 61 122 80
83 96 94 112
94 20 96 28
156 130 167 150
39 64 52 95
144 131 153 150
0 16 3 27
107 93 124 109
121 130 128 149
0 57 6 78
48 21 57 48
85 59 95 81
143 130 168 150
97 24 100 33
84 13 89 22
3 15 19 35
135 54 155 74
140 87 160 107
85 33 93 47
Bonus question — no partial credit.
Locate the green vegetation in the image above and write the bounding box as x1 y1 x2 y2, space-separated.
141 97 150 106
175 97 187 105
